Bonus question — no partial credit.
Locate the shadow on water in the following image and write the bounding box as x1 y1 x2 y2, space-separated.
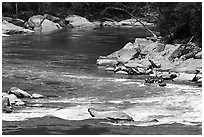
3 125 109 135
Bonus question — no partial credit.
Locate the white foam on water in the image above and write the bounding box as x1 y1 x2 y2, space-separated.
120 85 202 126
2 108 58 121
113 78 129 82
49 97 104 104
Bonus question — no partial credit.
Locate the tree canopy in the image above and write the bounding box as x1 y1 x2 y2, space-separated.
2 2 202 45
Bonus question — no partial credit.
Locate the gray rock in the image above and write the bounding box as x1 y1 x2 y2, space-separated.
8 87 32 98
173 73 197 81
4 94 22 104
2 20 33 34
25 15 61 32
41 19 62 32
15 101 26 106
32 93 44 99
65 15 95 29
2 97 12 113
88 108 134 122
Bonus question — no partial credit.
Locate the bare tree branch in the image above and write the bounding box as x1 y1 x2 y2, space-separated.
102 6 158 39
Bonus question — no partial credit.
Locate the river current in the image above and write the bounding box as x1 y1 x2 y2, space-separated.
2 27 202 127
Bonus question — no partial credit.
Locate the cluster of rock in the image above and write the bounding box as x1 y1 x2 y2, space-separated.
2 87 43 113
2 14 154 36
97 38 202 86
102 18 154 27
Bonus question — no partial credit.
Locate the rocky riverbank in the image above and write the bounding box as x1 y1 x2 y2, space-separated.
96 37 202 87
2 14 154 35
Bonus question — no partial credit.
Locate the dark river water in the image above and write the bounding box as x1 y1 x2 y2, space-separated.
2 27 201 127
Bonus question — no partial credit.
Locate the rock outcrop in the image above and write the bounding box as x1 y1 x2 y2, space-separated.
2 20 33 35
24 15 61 32
65 15 96 29
96 37 202 85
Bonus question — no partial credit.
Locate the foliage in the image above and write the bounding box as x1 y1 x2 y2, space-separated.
2 2 202 46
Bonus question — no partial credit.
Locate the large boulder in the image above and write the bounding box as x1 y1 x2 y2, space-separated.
88 108 134 122
8 87 32 98
2 20 33 34
2 17 25 27
65 15 95 29
41 19 62 32
96 38 153 67
117 42 141 62
25 15 61 32
25 15 46 30
170 58 202 74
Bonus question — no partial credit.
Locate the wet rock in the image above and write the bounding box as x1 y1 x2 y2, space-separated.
115 70 129 75
88 108 134 122
15 101 26 106
32 93 44 99
8 87 32 98
2 20 33 34
173 73 197 81
4 94 22 104
65 15 95 29
105 67 115 71
2 97 12 113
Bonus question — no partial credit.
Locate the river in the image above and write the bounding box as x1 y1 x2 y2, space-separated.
2 27 202 128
